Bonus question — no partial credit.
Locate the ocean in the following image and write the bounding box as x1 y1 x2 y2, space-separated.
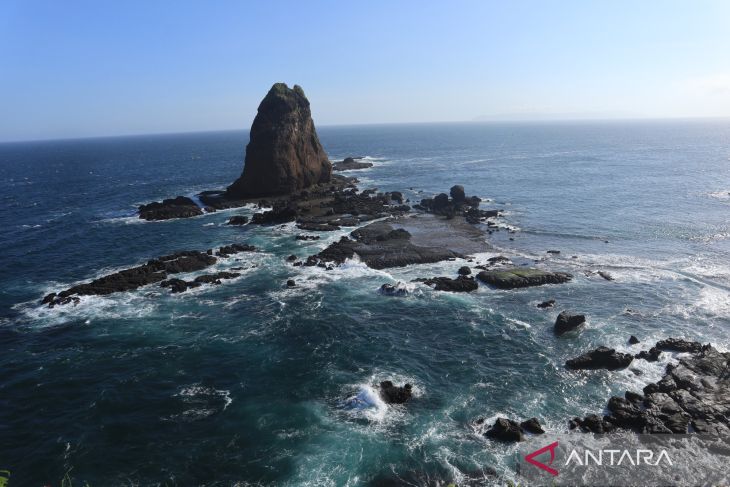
1 120 729 486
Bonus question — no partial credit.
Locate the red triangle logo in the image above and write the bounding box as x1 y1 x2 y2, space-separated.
525 441 560 476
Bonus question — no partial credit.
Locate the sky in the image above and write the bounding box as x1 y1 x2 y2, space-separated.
1 0 730 142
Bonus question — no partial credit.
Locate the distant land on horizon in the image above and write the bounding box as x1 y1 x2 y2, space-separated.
3 115 730 145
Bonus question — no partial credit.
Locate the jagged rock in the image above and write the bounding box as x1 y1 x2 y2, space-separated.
138 196 203 221
160 278 191 293
193 271 240 284
636 347 662 362
565 346 633 370
295 234 320 241
216 243 256 257
379 381 412 404
520 417 545 434
656 338 703 353
226 83 331 197
629 335 640 345
476 268 572 289
332 156 373 171
43 251 217 306
554 311 586 335
415 276 478 292
484 418 524 442
380 283 409 297
251 203 298 224
571 345 730 435
227 215 249 225
537 299 555 309
308 222 460 269
450 185 466 202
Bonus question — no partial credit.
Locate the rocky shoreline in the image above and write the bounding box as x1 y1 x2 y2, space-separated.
44 82 728 452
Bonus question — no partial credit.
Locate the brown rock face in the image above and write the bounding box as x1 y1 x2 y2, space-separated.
226 83 331 198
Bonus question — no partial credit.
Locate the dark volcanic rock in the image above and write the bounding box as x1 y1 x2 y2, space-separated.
572 345 730 435
286 279 296 287
43 251 217 306
227 215 249 225
656 338 703 353
629 335 640 345
520 417 545 434
415 276 478 292
566 346 634 370
307 222 461 269
380 283 409 297
295 234 320 241
226 83 331 198
457 266 471 275
332 156 373 171
484 418 524 442
139 196 203 221
379 381 412 404
251 203 298 224
216 243 256 257
636 347 662 362
554 311 586 335
476 268 572 289
537 299 556 309
450 185 466 202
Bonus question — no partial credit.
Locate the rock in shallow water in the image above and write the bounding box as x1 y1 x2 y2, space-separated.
414 275 478 292
476 268 572 289
554 311 586 335
571 344 730 435
379 381 412 404
565 346 634 370
138 196 203 221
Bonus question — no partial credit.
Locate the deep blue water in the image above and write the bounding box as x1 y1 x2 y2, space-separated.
1 121 729 486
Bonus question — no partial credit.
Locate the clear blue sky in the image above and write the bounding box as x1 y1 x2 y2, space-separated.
1 0 730 141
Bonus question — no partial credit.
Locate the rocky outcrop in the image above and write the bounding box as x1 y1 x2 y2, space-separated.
554 311 586 335
332 156 373 171
226 83 331 198
138 196 203 221
570 344 730 435
414 276 478 292
656 338 703 353
379 381 413 404
476 268 572 289
307 222 461 269
227 215 249 225
380 283 409 297
565 346 633 370
537 299 556 309
480 417 545 442
41 245 255 307
160 271 241 293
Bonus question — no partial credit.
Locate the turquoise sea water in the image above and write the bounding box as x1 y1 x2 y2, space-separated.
1 121 729 485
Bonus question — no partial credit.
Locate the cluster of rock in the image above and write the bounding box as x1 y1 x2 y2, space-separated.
306 222 460 269
41 244 255 307
414 185 498 223
569 342 730 435
476 416 545 442
332 156 373 171
160 271 241 293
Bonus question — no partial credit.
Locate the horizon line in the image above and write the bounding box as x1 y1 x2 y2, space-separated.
2 115 730 145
